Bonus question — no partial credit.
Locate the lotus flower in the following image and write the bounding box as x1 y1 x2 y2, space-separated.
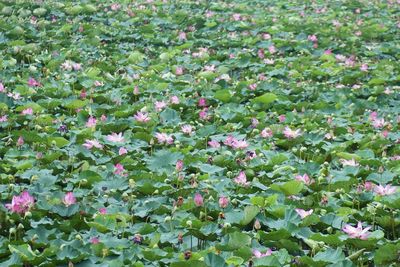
261 128 273 138
106 132 125 143
134 112 150 123
114 163 127 176
21 108 33 115
234 171 250 186
374 184 397 196
208 140 220 148
342 222 371 240
218 196 229 208
340 158 359 166
253 249 272 258
63 192 76 207
83 139 103 150
5 191 35 214
86 116 97 127
155 133 173 145
194 193 203 207
154 101 167 112
119 147 128 155
181 125 193 135
295 173 315 185
283 127 301 139
295 208 313 219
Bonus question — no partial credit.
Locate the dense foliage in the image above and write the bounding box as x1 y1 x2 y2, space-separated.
0 0 399 266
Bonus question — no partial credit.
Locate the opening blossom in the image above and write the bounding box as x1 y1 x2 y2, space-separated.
114 163 127 176
283 127 302 139
134 111 150 123
295 209 313 219
83 139 103 150
106 132 125 143
5 191 35 214
295 174 315 185
374 184 397 196
181 125 193 135
63 192 77 207
234 171 250 186
155 133 174 145
253 249 272 258
218 196 229 208
342 222 371 240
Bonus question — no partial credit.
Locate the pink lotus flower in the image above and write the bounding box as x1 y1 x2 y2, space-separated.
264 58 275 65
133 86 140 95
119 147 128 155
204 65 215 72
86 116 97 128
170 95 180 104
295 174 315 185
343 222 371 240
231 139 249 150
106 132 125 143
258 49 265 59
340 158 359 166
0 115 8 122
99 208 107 214
283 127 301 139
0 82 5 92
208 140 221 148
253 249 272 258
114 163 127 176
154 101 167 112
261 128 273 138
374 184 397 196
5 191 35 214
134 112 150 123
181 125 193 135
199 108 209 120
63 192 76 207
90 237 100 244
194 193 203 206
364 181 374 191
100 114 107 121
218 196 229 208
360 63 368 72
248 83 257 91
268 45 276 54
308 35 318 42
83 139 103 150
178 31 187 41
232 13 242 21
295 208 313 219
198 98 207 107
176 160 184 172
21 108 33 115
72 63 82 71
94 80 104 87
17 136 24 146
234 171 250 186
224 135 236 146
28 77 40 87
175 67 184 75
278 115 286 123
372 118 385 128
155 133 174 145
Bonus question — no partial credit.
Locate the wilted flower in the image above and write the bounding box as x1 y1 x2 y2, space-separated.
234 171 250 186
374 184 397 196
295 173 315 185
218 196 229 208
63 192 76 207
134 111 150 123
194 193 204 206
295 209 313 219
106 132 125 143
343 222 371 240
5 191 35 214
283 127 301 139
83 139 103 150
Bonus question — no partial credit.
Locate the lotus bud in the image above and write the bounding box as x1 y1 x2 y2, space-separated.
9 228 16 234
186 220 192 227
327 227 333 234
